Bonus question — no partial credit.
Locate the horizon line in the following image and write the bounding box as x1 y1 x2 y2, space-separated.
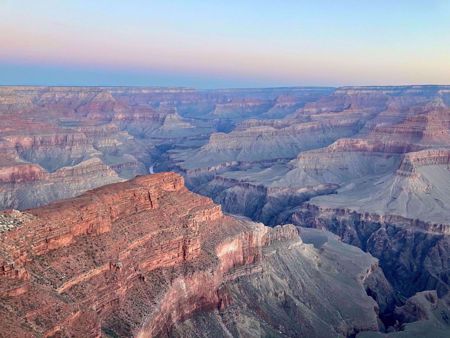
1 84 450 91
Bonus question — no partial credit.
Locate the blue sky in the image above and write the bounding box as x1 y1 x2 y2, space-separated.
0 0 449 88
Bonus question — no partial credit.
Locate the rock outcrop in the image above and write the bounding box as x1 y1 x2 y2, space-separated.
0 173 250 337
168 227 392 338
290 203 450 298
174 118 363 169
0 173 406 338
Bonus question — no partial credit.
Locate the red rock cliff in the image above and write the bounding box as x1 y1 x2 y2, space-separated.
0 173 297 338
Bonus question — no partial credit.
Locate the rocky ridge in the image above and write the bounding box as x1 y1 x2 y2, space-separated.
0 173 405 338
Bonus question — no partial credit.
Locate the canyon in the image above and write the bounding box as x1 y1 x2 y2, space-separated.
173 86 450 299
0 173 405 337
1 85 450 337
0 86 331 209
2 173 448 337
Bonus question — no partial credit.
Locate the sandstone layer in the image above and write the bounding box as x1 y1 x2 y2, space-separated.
0 173 415 338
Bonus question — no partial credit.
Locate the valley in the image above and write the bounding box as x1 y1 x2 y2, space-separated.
1 85 449 337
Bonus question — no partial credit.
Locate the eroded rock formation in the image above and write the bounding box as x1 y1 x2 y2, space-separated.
171 86 450 335
0 173 404 338
0 86 331 210
2 85 450 337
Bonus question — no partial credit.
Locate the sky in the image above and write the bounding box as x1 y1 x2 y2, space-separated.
0 0 449 88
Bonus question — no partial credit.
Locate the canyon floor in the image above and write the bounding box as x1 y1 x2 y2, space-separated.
1 85 449 337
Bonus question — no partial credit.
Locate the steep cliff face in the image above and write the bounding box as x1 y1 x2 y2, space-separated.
189 174 337 225
4 133 95 172
0 173 408 338
173 115 365 171
0 158 124 209
301 146 450 225
170 87 450 336
0 173 248 337
290 204 450 299
167 227 398 338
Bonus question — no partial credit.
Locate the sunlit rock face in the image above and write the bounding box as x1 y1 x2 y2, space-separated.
0 173 401 338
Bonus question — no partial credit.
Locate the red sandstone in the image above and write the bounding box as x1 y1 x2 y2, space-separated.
0 173 296 337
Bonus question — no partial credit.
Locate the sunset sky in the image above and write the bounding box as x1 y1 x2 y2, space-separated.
1 0 449 88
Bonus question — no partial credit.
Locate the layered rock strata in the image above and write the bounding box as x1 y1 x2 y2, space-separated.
0 173 401 338
172 87 450 332
0 86 332 210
